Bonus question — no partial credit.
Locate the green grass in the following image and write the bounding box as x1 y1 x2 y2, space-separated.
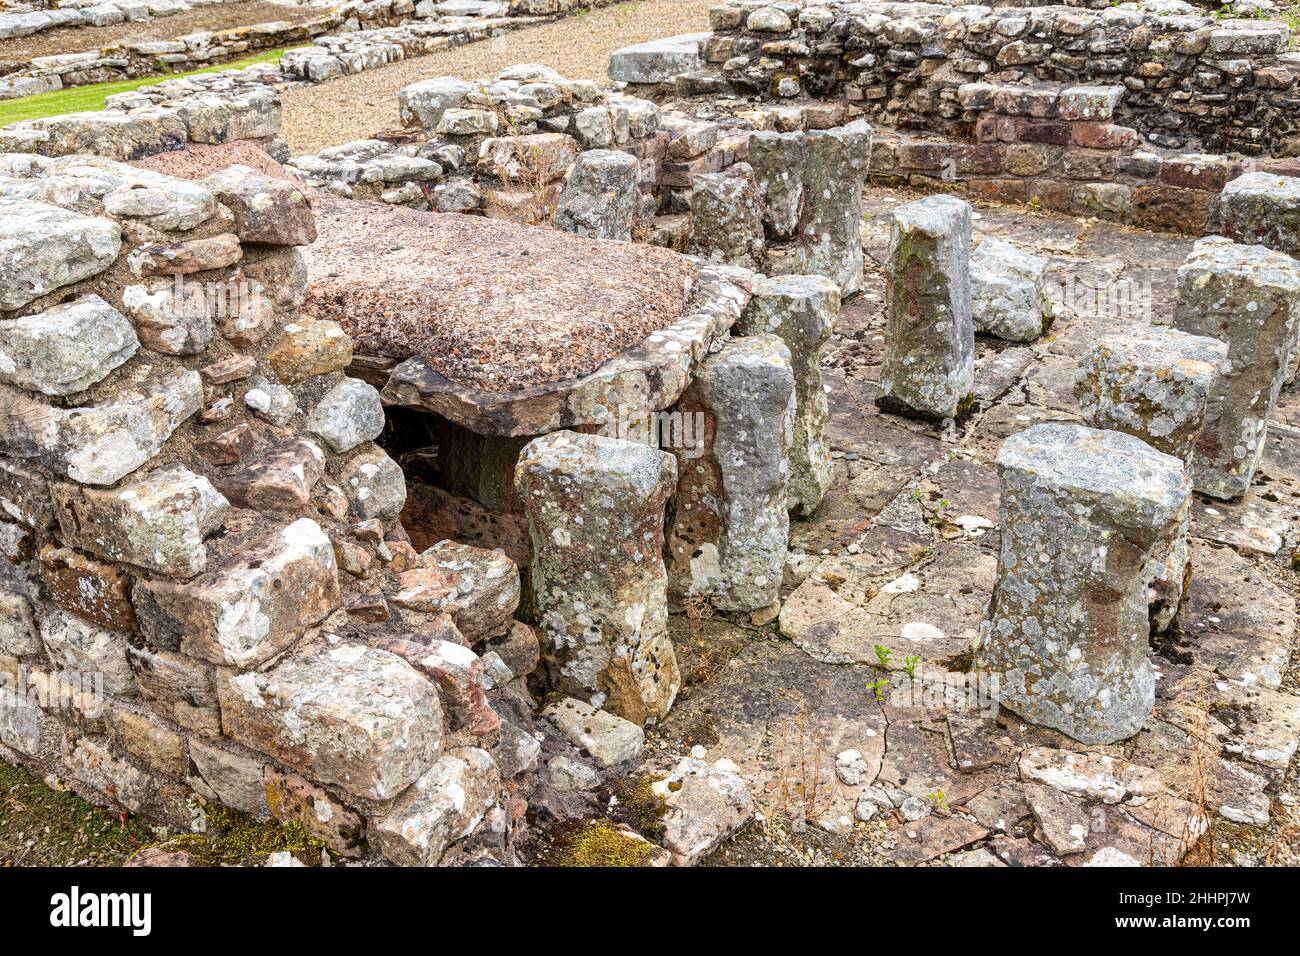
0 45 303 126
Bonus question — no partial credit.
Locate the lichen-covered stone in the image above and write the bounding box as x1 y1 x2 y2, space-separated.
398 76 472 129
373 748 498 865
748 130 804 240
340 444 407 521
1171 236 1300 499
541 696 645 767
792 120 871 295
687 172 764 269
659 756 753 866
267 319 352 384
552 149 639 242
204 165 316 246
395 540 520 640
738 273 839 515
970 237 1053 343
134 517 341 668
0 590 38 656
881 194 975 420
51 464 229 578
0 199 120 310
1218 171 1300 259
120 279 212 357
378 632 500 738
219 642 443 801
980 424 1190 745
516 431 680 725
666 334 794 612
307 377 386 454
0 294 137 396
212 439 326 513
39 608 136 696
0 369 202 486
1074 327 1227 631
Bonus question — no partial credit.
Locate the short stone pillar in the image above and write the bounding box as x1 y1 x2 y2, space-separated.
552 149 640 242
515 430 680 726
1218 171 1300 259
1172 236 1300 499
792 120 872 296
980 424 1190 745
880 194 975 421
687 170 764 269
666 334 794 613
790 120 871 296
1074 327 1228 631
737 274 839 516
748 130 804 240
970 237 1053 342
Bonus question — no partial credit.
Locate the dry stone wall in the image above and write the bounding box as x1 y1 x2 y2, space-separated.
0 147 548 866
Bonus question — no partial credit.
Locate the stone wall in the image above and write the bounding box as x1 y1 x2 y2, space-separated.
0 146 540 865
690 1 1300 157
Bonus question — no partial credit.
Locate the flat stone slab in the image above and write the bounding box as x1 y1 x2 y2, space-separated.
305 195 699 391
608 33 708 84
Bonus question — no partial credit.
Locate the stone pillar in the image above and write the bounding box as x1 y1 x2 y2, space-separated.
686 170 764 269
1171 236 1300 499
737 274 839 516
980 424 1190 745
1074 327 1228 631
515 430 680 725
880 194 975 421
1218 171 1300 259
552 149 640 242
970 237 1053 343
748 130 804 240
666 334 794 613
791 120 871 296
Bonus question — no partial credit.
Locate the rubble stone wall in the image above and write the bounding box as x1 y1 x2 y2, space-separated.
693 1 1300 157
0 146 541 865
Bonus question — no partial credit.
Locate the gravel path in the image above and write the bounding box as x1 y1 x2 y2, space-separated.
280 0 713 153
0 1 322 59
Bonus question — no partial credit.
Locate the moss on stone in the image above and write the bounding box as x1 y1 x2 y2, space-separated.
134 801 326 867
607 774 669 838
541 818 657 867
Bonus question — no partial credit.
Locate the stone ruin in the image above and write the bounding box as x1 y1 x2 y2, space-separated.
0 0 1298 868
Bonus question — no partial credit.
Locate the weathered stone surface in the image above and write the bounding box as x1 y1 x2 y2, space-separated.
398 76 472 129
373 748 498 865
792 120 871 295
0 109 185 163
687 172 764 269
39 545 136 634
1218 171 1300 259
243 375 296 426
120 279 211 356
127 644 219 738
1171 236 1300 499
0 590 38 656
0 200 120 310
128 233 242 277
103 178 216 232
307 377 384 453
213 439 325 513
552 149 639 242
479 132 576 183
267 319 353 384
881 195 975 420
981 425 1190 745
1018 747 1162 804
659 756 753 866
666 334 794 612
379 632 500 738
51 465 228 578
1075 327 1227 462
748 130 804 240
738 274 839 515
607 33 706 84
0 369 203 486
263 767 366 857
517 431 680 724
541 697 645 767
105 703 188 777
395 540 520 640
188 737 268 819
135 518 341 667
0 294 137 396
340 444 407 521
204 165 316 246
970 237 1053 343
220 642 443 801
39 608 135 696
